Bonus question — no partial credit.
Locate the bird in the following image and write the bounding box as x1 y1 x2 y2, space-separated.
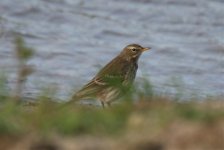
69 44 150 107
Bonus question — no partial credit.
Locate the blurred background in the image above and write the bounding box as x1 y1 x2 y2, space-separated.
0 0 223 100
1 1 224 150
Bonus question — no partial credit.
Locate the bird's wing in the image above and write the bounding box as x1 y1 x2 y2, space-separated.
72 77 105 100
96 56 129 80
73 56 129 99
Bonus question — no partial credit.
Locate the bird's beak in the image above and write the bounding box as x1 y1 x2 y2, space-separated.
141 47 151 52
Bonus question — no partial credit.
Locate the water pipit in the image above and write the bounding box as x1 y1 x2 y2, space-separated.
69 44 150 107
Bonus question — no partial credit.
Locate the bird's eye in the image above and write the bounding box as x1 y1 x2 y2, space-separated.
132 48 137 52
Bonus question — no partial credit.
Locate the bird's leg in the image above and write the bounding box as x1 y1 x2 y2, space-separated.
101 101 105 108
106 102 111 107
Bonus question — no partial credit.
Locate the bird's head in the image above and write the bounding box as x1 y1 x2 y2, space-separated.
121 44 150 61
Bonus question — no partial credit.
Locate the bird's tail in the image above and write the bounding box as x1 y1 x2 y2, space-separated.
71 94 82 102
57 94 81 109
66 94 82 105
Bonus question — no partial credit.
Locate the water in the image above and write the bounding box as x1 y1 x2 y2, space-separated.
0 0 223 100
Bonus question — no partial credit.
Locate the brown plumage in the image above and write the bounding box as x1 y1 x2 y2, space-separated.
70 44 150 107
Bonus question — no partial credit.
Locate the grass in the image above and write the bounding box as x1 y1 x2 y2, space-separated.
1 96 224 149
0 96 224 136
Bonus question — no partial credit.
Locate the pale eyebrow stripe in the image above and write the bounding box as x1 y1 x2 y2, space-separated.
128 46 136 49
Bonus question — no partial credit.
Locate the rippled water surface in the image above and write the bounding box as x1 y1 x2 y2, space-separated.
0 0 224 99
